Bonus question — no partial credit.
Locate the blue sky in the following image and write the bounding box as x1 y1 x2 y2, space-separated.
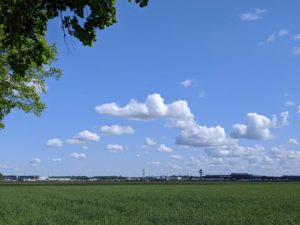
1 0 300 176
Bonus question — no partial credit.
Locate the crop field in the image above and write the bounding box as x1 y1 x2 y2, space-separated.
0 183 300 225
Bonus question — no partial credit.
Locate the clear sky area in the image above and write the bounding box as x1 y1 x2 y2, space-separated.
1 0 300 177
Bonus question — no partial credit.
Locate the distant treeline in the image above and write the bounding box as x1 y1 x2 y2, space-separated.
3 173 300 182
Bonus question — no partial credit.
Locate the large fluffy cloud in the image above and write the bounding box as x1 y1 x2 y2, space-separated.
96 94 194 128
176 125 230 147
100 125 134 135
231 113 275 140
96 93 229 148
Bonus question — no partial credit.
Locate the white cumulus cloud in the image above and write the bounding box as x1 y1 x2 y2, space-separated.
46 138 63 148
30 158 41 166
106 144 124 153
231 113 275 140
181 80 193 88
176 125 230 147
288 138 299 145
100 125 134 135
145 137 156 146
158 144 173 153
96 93 229 148
271 146 300 160
141 137 157 148
75 130 100 142
95 93 194 127
205 144 265 158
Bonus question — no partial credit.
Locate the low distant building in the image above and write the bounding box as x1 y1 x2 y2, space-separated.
47 177 72 182
18 176 39 181
203 175 231 182
4 175 39 182
230 173 253 181
4 175 18 182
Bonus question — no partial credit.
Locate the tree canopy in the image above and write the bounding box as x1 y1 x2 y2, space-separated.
0 0 148 128
0 172 3 181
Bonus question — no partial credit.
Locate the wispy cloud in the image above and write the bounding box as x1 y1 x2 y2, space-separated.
30 158 41 166
260 29 288 45
294 33 300 40
280 111 289 127
66 138 86 145
0 163 9 169
285 101 295 107
70 153 86 159
199 91 205 98
52 158 62 162
150 161 160 165
170 154 183 160
291 47 300 55
106 144 124 153
240 8 267 21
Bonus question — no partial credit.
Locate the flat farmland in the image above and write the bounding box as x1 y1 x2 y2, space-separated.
0 183 299 225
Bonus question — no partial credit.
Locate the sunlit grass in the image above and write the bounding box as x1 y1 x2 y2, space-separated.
0 183 299 225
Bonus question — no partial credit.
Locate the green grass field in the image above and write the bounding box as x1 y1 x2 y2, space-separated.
0 183 299 225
